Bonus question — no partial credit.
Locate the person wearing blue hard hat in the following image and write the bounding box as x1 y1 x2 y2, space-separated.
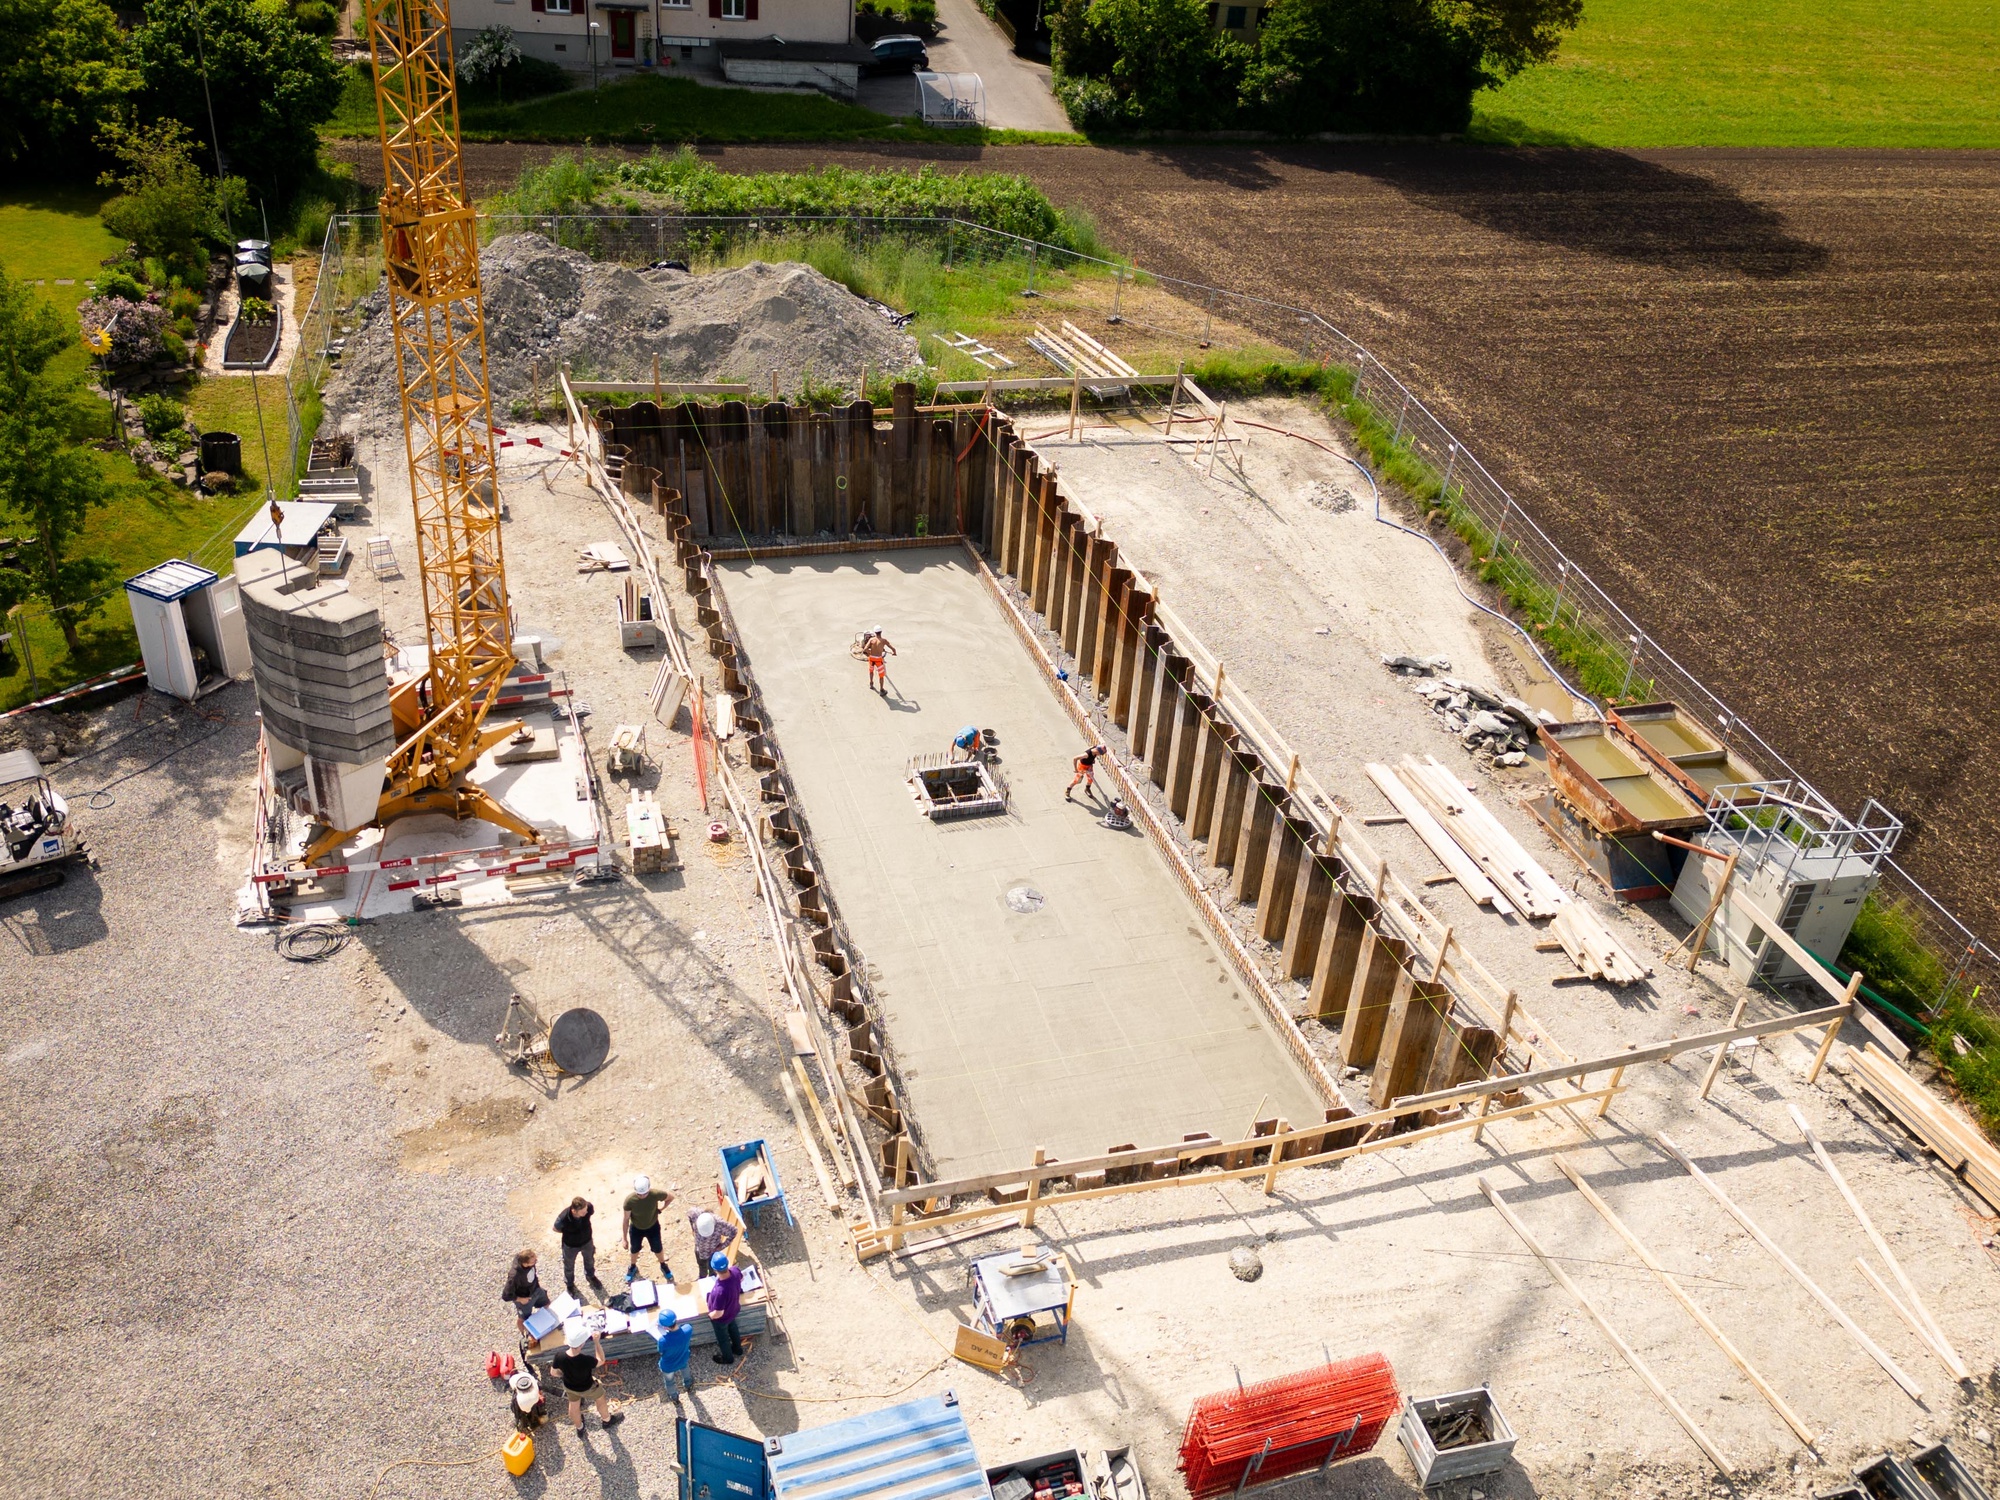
654 1308 694 1398
951 725 985 762
706 1251 745 1365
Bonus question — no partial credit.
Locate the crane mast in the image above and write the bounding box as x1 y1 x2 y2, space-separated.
304 0 535 862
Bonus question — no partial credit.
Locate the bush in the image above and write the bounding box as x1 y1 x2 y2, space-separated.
77 295 167 365
905 0 938 26
137 393 186 438
159 329 188 364
238 296 274 321
167 286 202 320
461 52 571 106
93 269 149 303
540 148 1096 249
1056 75 1129 131
291 0 335 34
172 314 197 339
96 119 232 277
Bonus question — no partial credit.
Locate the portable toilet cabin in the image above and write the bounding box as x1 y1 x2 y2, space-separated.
124 560 251 700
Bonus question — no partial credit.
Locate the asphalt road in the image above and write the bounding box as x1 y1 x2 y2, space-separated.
855 0 1068 130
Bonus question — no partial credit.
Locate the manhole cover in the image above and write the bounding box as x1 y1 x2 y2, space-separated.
1004 885 1045 914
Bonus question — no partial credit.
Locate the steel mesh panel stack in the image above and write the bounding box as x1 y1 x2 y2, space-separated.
1178 1353 1401 1498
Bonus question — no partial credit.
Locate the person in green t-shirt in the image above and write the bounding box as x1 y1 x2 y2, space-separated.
622 1174 675 1285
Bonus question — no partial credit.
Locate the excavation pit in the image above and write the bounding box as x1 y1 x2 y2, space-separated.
909 757 1008 820
715 545 1321 1179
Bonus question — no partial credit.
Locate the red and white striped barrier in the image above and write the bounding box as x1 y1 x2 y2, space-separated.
385 844 598 892
255 836 597 886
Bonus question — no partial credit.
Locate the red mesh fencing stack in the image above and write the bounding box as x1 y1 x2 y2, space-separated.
1177 1353 1401 1498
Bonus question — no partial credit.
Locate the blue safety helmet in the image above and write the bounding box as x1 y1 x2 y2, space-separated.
710 1251 731 1272
657 1310 678 1330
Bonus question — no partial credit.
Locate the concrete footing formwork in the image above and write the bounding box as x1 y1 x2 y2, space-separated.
604 386 1545 1186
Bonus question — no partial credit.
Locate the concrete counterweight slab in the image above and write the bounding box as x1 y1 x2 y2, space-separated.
718 546 1320 1178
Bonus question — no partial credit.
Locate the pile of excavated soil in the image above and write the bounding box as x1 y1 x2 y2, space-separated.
325 232 920 420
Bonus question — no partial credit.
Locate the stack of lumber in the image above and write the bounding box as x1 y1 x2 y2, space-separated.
1388 755 1650 986
1027 322 1135 396
1364 762 1498 907
1844 1044 2000 1214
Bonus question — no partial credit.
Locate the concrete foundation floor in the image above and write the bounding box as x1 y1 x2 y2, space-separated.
718 547 1322 1178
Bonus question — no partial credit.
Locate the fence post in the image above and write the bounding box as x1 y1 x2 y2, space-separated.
1439 441 1457 501
1392 392 1409 445
1550 561 1570 627
1619 634 1641 698
1109 265 1124 324
1201 289 1215 347
1024 243 1038 297
1491 495 1514 553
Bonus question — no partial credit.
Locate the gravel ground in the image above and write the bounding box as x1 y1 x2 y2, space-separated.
324 233 921 424
8 388 2000 1500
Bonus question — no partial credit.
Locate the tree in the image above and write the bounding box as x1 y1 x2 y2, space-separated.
96 119 232 276
0 0 139 171
458 24 523 100
0 267 115 652
129 0 343 202
1051 0 1238 129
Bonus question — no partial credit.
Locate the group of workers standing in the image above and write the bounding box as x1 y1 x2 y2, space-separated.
500 1174 750 1435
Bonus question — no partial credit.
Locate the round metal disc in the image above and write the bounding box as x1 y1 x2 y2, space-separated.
547 1007 611 1074
1005 885 1045 914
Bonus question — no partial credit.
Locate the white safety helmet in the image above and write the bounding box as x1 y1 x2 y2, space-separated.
566 1327 589 1351
632 1174 651 1194
511 1372 540 1411
695 1211 718 1238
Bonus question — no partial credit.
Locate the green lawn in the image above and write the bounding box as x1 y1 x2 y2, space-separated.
0 190 275 709
1474 0 2000 146
325 66 1074 145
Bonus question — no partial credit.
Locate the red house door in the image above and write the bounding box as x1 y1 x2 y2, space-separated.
610 11 636 58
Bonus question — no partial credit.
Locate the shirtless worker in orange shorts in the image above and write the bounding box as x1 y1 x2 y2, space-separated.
860 627 896 695
1066 743 1108 801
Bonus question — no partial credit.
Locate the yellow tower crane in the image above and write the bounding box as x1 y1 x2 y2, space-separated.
303 0 538 863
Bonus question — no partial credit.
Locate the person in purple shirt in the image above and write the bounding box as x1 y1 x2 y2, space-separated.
705 1251 744 1365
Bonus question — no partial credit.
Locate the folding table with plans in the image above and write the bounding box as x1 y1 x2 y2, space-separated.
968 1250 1073 1350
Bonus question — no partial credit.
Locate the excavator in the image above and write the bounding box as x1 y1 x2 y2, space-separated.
303 0 535 864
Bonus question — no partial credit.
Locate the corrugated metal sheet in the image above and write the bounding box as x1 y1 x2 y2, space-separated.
125 559 218 602
765 1394 991 1500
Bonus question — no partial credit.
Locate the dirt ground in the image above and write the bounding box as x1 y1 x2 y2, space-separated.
326 138 2000 946
8 377 2000 1498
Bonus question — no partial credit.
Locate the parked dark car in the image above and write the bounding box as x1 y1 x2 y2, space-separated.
867 34 929 73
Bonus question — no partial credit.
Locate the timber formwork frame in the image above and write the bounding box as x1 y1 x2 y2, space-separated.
587 386 1866 1262
329 0 527 863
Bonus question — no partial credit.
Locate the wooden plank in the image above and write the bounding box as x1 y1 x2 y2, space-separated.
1556 1155 1817 1447
1365 763 1499 905
1481 1176 1736 1478
1790 1103 1969 1380
1656 1132 1923 1401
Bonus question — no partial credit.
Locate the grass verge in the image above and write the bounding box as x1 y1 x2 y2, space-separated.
1471 0 2000 147
325 67 1077 146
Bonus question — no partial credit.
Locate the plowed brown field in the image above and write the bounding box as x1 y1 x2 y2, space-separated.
333 140 2000 942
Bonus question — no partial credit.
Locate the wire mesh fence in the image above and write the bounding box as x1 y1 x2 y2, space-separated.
286 210 1996 1012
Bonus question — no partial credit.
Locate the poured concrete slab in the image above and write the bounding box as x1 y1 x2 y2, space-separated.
718 546 1320 1178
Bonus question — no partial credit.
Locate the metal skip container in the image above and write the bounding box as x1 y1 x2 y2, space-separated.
1397 1387 1518 1488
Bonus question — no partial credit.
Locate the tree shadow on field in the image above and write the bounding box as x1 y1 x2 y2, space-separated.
1339 144 1832 280
1147 142 1830 280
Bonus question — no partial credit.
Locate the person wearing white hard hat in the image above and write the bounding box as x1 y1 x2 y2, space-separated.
689 1207 737 1268
858 627 896 695
553 1325 621 1434
621 1173 674 1285
507 1371 548 1433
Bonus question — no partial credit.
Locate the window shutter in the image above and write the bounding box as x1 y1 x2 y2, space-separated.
745 0 757 18
709 0 720 16
531 0 544 11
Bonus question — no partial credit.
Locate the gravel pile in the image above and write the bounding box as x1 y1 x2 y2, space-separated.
326 232 921 419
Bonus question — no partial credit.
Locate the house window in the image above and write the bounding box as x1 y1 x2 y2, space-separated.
1205 2 1217 20
545 0 570 12
721 0 745 16
1256 4 1270 23
1224 5 1245 26
663 0 690 9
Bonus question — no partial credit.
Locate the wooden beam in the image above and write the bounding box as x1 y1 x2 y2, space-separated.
1480 1176 1736 1477
1789 1104 1968 1381
874 1002 1855 1208
1656 1132 1922 1401
1555 1155 1816 1448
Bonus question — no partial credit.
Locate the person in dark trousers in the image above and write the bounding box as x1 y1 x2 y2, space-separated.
1066 743 1107 801
553 1196 603 1300
654 1309 695 1399
501 1248 551 1327
706 1252 745 1364
621 1174 675 1285
553 1326 623 1434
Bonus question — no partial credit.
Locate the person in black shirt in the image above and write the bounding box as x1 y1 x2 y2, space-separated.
500 1248 551 1327
552 1196 604 1300
1066 743 1108 802
552 1327 623 1434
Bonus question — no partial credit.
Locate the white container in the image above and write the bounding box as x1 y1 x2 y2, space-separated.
1397 1387 1517 1488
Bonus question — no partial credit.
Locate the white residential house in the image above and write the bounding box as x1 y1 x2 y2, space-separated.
451 0 856 73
